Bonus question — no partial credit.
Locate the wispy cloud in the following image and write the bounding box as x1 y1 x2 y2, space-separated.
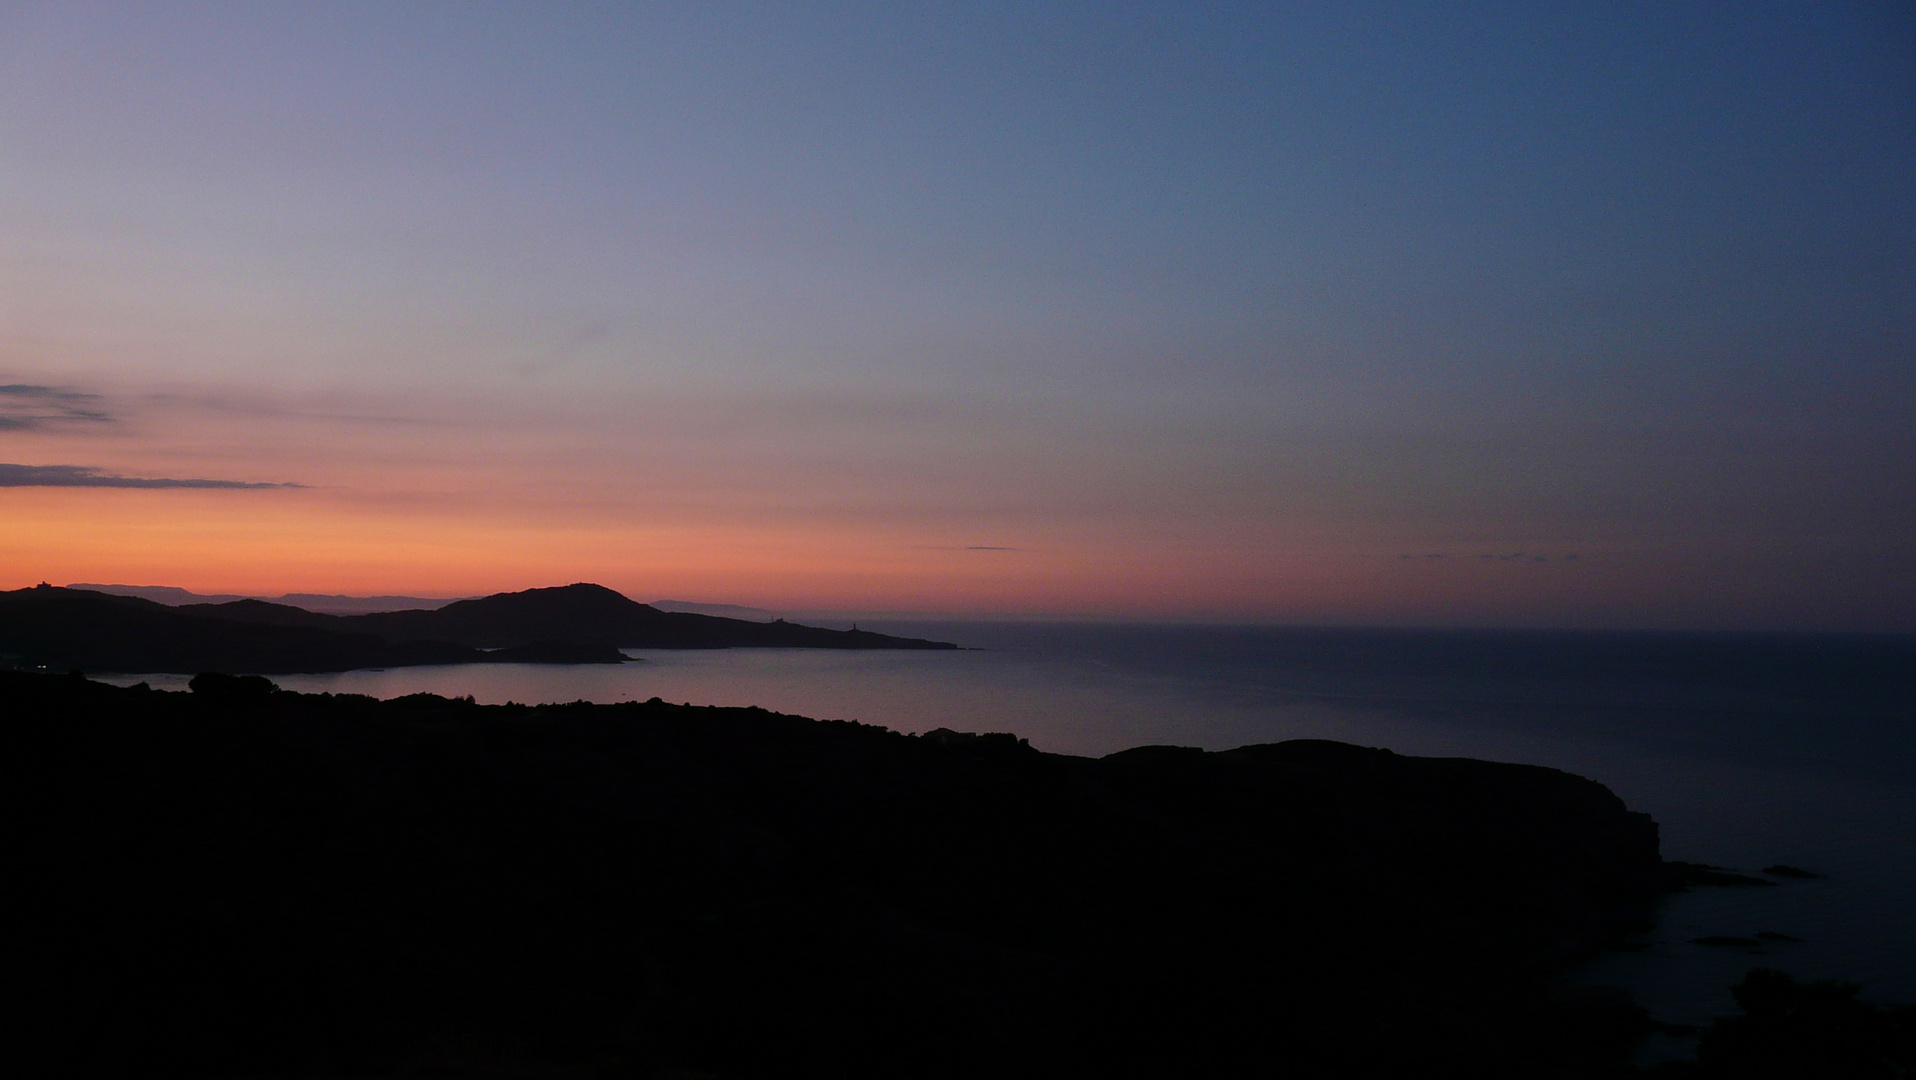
0 464 302 489
0 384 113 429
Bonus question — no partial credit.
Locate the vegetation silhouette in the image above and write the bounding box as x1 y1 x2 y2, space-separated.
17 669 1693 1078
0 582 952 674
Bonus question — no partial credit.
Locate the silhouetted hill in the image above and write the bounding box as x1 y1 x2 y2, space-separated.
16 670 1666 1078
273 592 464 615
1 583 948 674
0 586 486 673
177 583 953 651
179 597 342 629
170 582 955 650
0 586 628 673
340 582 957 650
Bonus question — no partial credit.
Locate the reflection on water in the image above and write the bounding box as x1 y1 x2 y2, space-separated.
97 622 1916 1051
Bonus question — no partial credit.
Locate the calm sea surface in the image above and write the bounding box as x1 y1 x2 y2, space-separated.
101 622 1916 1059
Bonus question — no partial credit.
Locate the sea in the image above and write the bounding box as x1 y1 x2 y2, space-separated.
98 621 1916 1064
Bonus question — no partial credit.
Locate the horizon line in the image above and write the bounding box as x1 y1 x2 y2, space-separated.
29 581 1913 637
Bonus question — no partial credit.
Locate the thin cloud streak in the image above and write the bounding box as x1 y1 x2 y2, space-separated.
0 384 112 429
0 464 301 489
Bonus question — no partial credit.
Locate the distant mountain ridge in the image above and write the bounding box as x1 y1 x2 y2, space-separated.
68 583 463 615
4 582 954 674
67 583 251 605
3 587 507 673
650 599 779 622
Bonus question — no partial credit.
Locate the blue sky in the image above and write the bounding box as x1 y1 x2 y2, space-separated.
1 2 1911 627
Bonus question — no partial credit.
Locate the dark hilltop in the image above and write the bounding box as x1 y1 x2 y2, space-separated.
0 582 954 674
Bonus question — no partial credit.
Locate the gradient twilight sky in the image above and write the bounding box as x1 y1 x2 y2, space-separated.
2 2 1911 628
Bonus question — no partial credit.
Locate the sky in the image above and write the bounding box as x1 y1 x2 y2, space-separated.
1 2 1911 629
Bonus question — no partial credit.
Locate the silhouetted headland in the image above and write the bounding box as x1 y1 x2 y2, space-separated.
19 669 1687 1077
0 582 953 673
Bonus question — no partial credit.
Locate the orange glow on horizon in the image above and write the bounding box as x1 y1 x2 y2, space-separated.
3 484 1879 630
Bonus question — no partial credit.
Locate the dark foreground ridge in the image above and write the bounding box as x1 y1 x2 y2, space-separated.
19 671 1673 1078
0 582 954 673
